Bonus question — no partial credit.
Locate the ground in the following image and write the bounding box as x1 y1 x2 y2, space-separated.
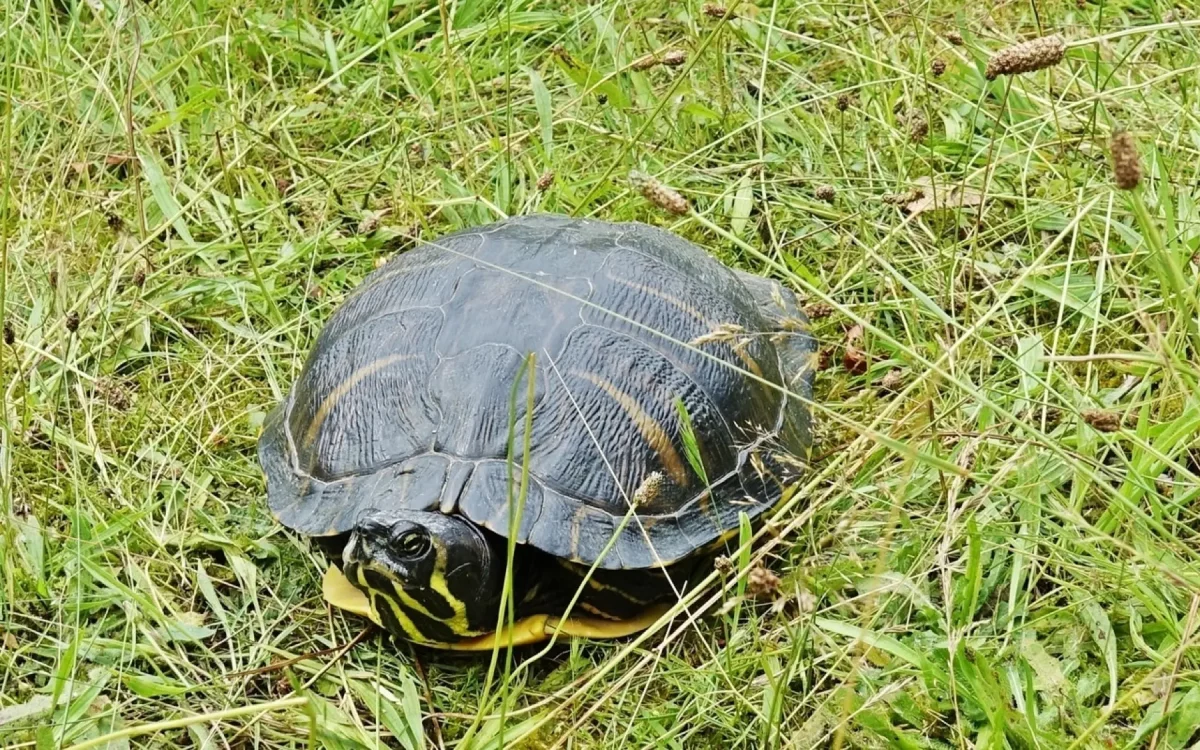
3 0 1200 747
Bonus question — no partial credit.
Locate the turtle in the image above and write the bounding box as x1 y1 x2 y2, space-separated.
258 214 817 650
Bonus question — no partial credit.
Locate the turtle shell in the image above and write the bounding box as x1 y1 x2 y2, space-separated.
259 214 814 570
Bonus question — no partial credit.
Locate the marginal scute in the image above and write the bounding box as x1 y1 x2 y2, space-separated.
458 460 544 544
260 214 816 567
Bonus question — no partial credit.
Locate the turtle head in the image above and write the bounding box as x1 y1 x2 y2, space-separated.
341 509 503 644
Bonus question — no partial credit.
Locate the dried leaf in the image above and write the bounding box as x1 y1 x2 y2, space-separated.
747 564 781 600
843 324 868 374
845 324 864 346
904 177 985 216
357 208 390 235
156 615 215 644
1080 600 1118 706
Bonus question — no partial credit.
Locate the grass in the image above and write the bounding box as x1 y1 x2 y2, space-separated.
3 0 1200 747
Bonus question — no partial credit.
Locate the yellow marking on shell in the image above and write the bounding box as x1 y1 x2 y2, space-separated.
696 492 721 529
300 353 416 458
426 543 473 636
576 371 689 487
612 275 717 331
569 505 586 562
731 344 763 379
709 525 743 551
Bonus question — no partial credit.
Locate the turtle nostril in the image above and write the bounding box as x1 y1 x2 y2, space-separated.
343 532 372 565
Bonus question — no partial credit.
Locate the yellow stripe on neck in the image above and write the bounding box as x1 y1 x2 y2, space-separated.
354 567 427 642
425 544 473 635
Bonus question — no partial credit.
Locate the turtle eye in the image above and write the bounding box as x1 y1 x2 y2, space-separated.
396 530 431 558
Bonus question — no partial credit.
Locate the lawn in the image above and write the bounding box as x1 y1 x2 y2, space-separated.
3 0 1200 747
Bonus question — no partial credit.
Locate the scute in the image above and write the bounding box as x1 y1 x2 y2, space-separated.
259 214 815 567
525 324 735 513
287 308 441 481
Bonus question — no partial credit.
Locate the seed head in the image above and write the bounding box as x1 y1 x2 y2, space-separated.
357 209 388 235
106 212 124 232
944 30 964 46
632 471 669 509
882 188 924 206
835 93 852 112
815 184 836 203
747 564 781 601
661 49 687 67
931 58 946 77
630 55 658 72
632 49 686 72
803 301 833 319
65 311 80 333
985 34 1066 80
703 3 732 19
956 441 978 474
907 111 929 142
1109 130 1142 191
536 170 555 191
98 379 132 411
880 369 905 393
630 170 689 215
131 266 146 288
1082 409 1122 432
3 321 14 346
